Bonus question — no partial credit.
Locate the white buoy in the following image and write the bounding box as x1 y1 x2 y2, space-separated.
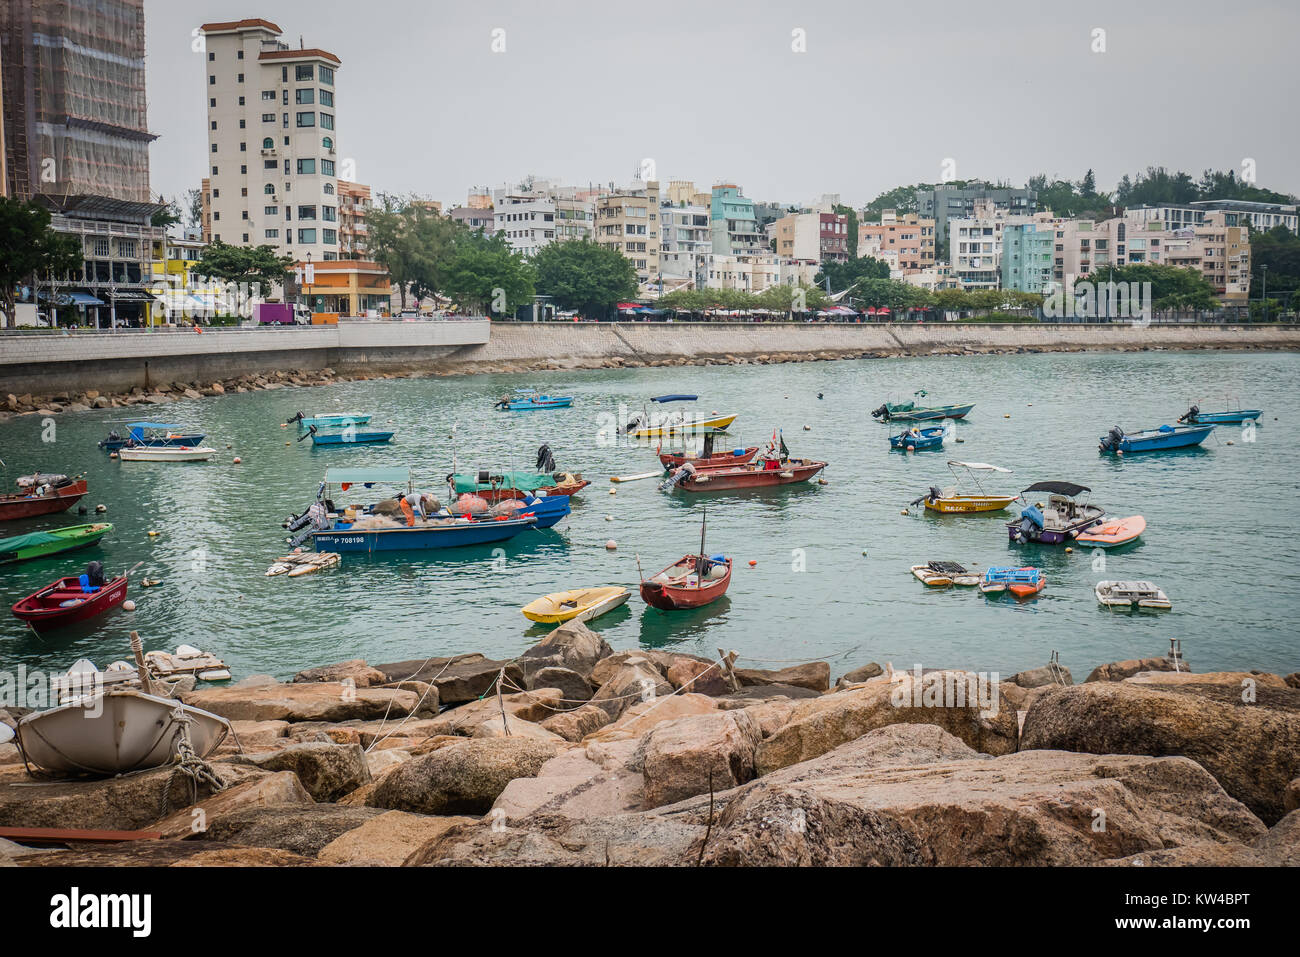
605 515 613 521
608 488 616 495
605 540 617 550
122 599 136 612
95 504 107 513
233 456 242 464
803 424 810 431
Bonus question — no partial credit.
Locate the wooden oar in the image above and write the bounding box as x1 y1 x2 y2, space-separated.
611 471 661 483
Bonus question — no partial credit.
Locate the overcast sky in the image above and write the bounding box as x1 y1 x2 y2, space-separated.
146 0 1300 209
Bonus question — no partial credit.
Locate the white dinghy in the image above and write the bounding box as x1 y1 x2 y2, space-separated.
117 445 216 462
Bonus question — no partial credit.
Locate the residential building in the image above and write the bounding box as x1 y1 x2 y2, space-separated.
596 180 659 281
659 201 713 282
1126 199 1297 235
664 180 711 208
772 211 850 265
1 0 164 326
915 182 1036 251
710 184 766 257
857 211 936 273
449 205 495 232
902 263 960 292
1052 217 1170 289
494 193 557 258
200 18 343 259
698 252 782 293
950 202 1058 289
1001 223 1057 294
337 179 371 258
294 259 392 315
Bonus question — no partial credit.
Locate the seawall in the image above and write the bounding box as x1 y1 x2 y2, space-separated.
1 320 1297 400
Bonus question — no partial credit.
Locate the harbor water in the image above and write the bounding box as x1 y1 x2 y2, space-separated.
0 349 1296 681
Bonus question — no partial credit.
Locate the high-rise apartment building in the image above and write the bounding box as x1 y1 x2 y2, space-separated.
200 18 342 259
597 181 660 282
1 0 163 325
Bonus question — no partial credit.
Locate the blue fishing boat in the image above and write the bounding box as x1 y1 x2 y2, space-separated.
311 514 537 553
651 394 698 403
889 426 946 451
286 411 373 428
300 425 394 446
1098 423 1214 454
1177 404 1262 425
517 494 571 529
99 422 205 451
494 389 574 411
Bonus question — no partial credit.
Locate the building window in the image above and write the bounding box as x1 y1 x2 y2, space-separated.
320 113 334 131
297 159 316 175
237 49 244 60
265 229 279 239
322 137 332 150
262 90 275 100
211 143 218 153
296 65 314 81
319 66 334 86
262 137 274 150
261 112 275 123
210 97 216 108
298 206 317 220
242 233 249 243
239 142 246 152
323 229 337 245
264 184 275 195
238 118 245 128
264 159 277 170
324 183 335 195
209 75 215 85
208 52 214 61
93 237 110 257
322 206 336 222
282 66 288 81
320 90 334 107
265 206 278 215
321 159 335 177
298 229 317 244
296 112 315 127
282 113 289 128
295 89 315 104
240 165 247 174
237 73 244 83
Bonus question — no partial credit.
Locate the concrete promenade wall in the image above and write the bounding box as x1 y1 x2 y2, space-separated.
1 320 1297 396
0 320 490 395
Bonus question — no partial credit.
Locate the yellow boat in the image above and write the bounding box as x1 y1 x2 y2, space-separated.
915 461 1017 514
521 586 630 624
630 413 737 439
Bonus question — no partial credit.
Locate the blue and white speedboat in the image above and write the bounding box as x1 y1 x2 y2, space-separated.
99 422 205 451
494 389 574 411
1098 424 1214 454
1177 404 1262 425
889 426 946 451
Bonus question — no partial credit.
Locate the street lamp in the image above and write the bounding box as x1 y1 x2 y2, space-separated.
1261 264 1268 323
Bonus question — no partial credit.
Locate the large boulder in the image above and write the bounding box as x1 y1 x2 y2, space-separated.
520 620 612 679
181 682 431 723
529 667 593 709
585 693 719 741
665 658 730 696
540 704 611 742
1122 670 1289 689
756 670 1019 775
199 805 385 857
735 662 830 693
590 657 673 720
222 742 370 802
835 663 884 689
368 737 560 814
150 771 313 839
421 689 563 737
1021 681 1300 824
696 749 1266 866
317 811 479 866
635 710 762 809
1010 664 1073 688
292 659 388 688
373 654 522 707
491 747 645 824
1085 657 1180 682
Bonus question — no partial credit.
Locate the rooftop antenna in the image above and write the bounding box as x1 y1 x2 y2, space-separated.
299 36 304 48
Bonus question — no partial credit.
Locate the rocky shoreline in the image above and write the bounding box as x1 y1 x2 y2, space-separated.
0 331 1291 423
2 624 1296 867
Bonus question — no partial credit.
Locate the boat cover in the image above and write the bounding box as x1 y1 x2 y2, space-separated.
1020 481 1090 497
0 530 67 551
325 467 411 486
450 471 558 494
948 461 1011 472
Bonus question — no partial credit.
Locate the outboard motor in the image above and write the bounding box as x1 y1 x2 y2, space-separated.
1099 426 1125 452
870 404 889 420
929 485 943 502
85 561 105 587
536 444 556 473
625 412 644 434
1178 404 1199 424
285 411 305 425
658 462 696 492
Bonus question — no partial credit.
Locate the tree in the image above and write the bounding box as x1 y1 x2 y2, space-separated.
366 195 461 310
531 239 637 318
1079 263 1218 313
440 230 534 316
184 188 204 232
0 197 83 328
834 203 859 258
151 196 182 229
816 256 890 293
1250 225 1300 298
197 239 293 292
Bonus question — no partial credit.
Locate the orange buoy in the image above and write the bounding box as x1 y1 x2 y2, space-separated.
747 559 757 567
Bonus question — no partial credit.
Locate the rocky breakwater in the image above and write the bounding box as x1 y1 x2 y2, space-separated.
0 627 1296 867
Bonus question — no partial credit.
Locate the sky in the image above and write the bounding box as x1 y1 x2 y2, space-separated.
146 0 1300 210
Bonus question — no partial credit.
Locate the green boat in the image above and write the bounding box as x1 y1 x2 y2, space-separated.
872 391 975 422
0 523 112 565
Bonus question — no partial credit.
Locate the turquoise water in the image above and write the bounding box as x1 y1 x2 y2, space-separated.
0 350 1296 682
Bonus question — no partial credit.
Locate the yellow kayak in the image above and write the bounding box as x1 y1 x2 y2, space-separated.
521 586 630 624
630 413 737 439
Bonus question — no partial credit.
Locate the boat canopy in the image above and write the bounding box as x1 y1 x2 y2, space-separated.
0 529 65 551
325 467 412 487
651 394 697 403
948 461 1012 472
127 422 186 431
450 471 556 495
1020 481 1090 498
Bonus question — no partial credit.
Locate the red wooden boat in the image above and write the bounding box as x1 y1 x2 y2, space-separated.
666 457 827 492
659 446 759 470
0 475 88 521
638 514 732 610
479 478 590 503
11 570 128 632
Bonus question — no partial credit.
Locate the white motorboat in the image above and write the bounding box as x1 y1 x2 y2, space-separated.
15 688 230 776
1095 580 1172 611
117 445 216 462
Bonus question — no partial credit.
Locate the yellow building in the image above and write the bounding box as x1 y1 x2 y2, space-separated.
296 259 392 316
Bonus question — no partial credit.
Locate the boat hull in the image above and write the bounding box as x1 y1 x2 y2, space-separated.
474 480 589 503
659 447 760 470
312 516 536 552
925 494 1017 513
522 587 629 624
1187 410 1260 424
117 447 215 462
515 495 571 529
639 557 732 610
500 397 574 410
12 575 128 631
631 414 737 438
15 690 229 776
0 479 88 521
890 428 945 451
878 403 974 422
100 433 205 451
298 414 372 427
0 523 112 565
1075 515 1145 549
676 459 826 492
310 432 394 446
1100 424 1214 453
